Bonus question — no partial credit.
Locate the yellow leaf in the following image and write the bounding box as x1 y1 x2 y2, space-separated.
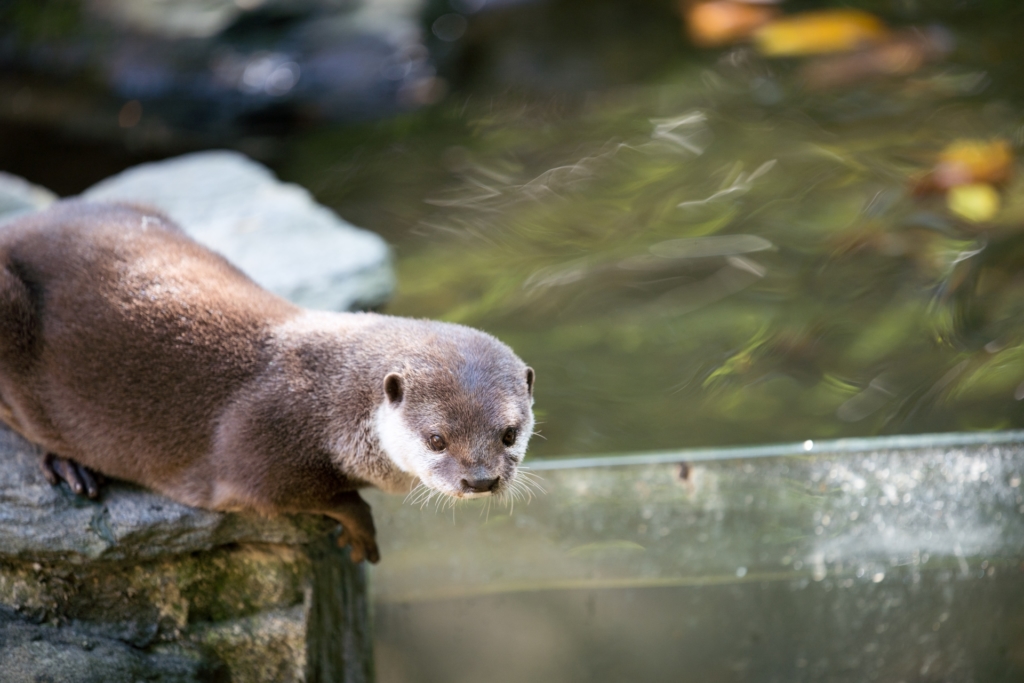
936 139 1013 189
686 1 778 47
755 9 889 57
947 183 1001 223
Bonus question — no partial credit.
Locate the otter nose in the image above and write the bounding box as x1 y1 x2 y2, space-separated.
461 477 499 493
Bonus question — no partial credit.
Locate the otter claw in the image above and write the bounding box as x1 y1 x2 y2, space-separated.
337 528 381 564
42 453 102 499
41 454 60 486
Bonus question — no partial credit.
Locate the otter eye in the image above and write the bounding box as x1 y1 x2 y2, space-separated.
428 434 446 452
502 427 518 447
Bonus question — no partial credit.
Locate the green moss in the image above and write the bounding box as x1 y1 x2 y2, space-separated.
189 607 307 683
0 543 311 645
181 546 310 625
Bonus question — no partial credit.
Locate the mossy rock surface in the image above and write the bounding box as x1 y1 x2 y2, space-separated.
0 425 373 682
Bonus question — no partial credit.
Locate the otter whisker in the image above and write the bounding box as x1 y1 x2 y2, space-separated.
404 482 428 505
516 473 548 489
410 485 436 508
418 489 441 511
509 469 546 502
503 472 540 508
512 481 532 505
517 474 547 497
516 475 545 490
518 481 534 504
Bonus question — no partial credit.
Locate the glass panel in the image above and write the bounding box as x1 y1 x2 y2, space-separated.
368 435 1024 683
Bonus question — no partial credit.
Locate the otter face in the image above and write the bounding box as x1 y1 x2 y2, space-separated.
374 364 535 501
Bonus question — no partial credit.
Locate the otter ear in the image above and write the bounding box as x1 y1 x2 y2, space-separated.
384 373 404 405
525 367 535 397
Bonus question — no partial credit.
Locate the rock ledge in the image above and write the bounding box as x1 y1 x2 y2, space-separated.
0 418 372 682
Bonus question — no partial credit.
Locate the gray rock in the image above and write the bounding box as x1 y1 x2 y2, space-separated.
0 428 330 564
0 615 203 683
83 150 394 311
0 171 58 223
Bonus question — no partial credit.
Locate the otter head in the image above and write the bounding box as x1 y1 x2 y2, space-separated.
374 336 535 501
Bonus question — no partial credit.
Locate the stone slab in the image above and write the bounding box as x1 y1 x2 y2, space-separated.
83 150 394 311
0 171 58 224
0 428 332 564
0 615 202 683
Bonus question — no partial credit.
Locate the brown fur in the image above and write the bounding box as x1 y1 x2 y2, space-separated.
0 201 536 563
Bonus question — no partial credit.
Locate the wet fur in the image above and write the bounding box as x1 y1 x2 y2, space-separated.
0 201 535 563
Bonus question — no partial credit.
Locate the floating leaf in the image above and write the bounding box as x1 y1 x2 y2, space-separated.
936 139 1013 189
685 1 778 47
947 183 1001 223
755 10 888 57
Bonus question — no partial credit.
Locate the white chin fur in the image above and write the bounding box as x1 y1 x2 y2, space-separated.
375 402 447 491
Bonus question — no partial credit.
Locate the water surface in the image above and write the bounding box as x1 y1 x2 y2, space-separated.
287 34 1024 457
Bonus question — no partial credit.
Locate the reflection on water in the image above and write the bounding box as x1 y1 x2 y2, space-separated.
289 28 1024 457
368 435 1024 683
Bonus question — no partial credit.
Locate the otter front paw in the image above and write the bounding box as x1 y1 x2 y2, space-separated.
337 525 381 564
321 491 380 563
41 453 104 499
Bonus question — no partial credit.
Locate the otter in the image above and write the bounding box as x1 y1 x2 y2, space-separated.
0 201 535 563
